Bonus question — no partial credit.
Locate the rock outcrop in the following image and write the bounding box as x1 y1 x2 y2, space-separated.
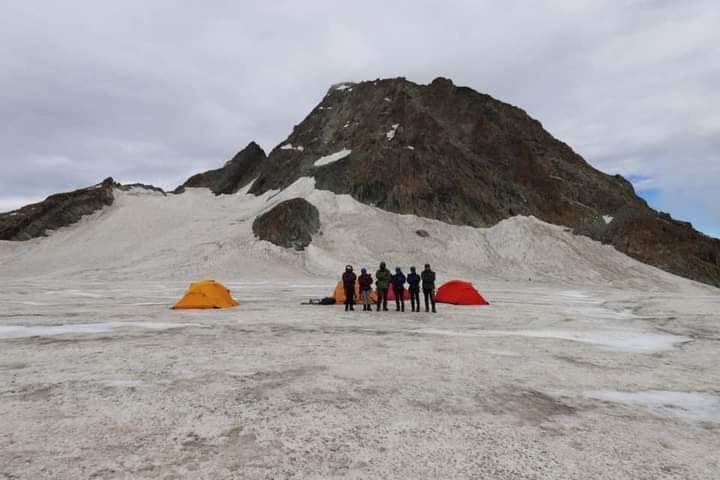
252 198 320 251
189 77 718 286
115 182 166 195
575 207 720 287
175 142 266 194
0 178 115 241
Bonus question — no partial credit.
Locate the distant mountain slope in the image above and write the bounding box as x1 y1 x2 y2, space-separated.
2 77 717 287
180 77 719 287
0 178 115 241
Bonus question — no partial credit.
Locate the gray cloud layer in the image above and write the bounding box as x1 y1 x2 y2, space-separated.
1 1 718 235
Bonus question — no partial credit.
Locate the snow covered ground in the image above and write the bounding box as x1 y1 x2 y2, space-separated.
0 182 719 478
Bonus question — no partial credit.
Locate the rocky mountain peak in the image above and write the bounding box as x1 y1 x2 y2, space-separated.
5 77 714 287
248 76 642 228
184 76 717 286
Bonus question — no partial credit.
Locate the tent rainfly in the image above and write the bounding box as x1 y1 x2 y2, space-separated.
173 280 239 309
435 280 488 305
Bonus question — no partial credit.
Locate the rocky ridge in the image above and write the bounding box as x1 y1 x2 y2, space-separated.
0 178 116 241
0 179 165 241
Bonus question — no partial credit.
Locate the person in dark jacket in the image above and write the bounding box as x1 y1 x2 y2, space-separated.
375 261 391 311
342 265 357 311
421 263 436 313
358 268 374 311
407 266 421 312
391 267 407 312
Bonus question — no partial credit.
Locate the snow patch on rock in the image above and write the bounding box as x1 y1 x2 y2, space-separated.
386 124 399 141
603 215 614 225
280 144 304 152
314 149 352 167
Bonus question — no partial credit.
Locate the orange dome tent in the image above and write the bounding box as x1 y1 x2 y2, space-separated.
333 279 377 304
435 280 488 305
173 280 239 309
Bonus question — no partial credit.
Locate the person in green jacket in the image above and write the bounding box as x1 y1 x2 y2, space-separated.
375 261 391 311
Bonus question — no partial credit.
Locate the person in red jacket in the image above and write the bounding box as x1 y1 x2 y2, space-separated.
342 265 357 311
358 268 374 311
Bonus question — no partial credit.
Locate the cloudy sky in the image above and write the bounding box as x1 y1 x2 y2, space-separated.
1 1 718 237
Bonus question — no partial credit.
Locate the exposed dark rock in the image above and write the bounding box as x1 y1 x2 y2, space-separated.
575 207 720 287
416 229 430 238
252 198 320 251
114 182 166 195
237 76 718 287
0 178 115 241
250 77 641 226
176 142 266 194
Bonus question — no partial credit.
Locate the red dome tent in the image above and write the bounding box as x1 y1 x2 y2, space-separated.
435 280 489 305
385 287 410 301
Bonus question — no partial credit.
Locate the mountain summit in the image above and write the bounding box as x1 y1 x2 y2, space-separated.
1 77 717 286
180 76 720 286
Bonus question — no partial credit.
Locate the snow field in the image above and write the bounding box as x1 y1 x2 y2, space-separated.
1 179 719 478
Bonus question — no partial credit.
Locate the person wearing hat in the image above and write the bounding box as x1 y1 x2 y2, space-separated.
375 261 391 311
421 263 437 313
407 266 421 312
342 265 357 311
391 267 407 312
358 267 374 311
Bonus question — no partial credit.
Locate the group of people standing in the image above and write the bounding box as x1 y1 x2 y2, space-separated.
342 262 437 313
